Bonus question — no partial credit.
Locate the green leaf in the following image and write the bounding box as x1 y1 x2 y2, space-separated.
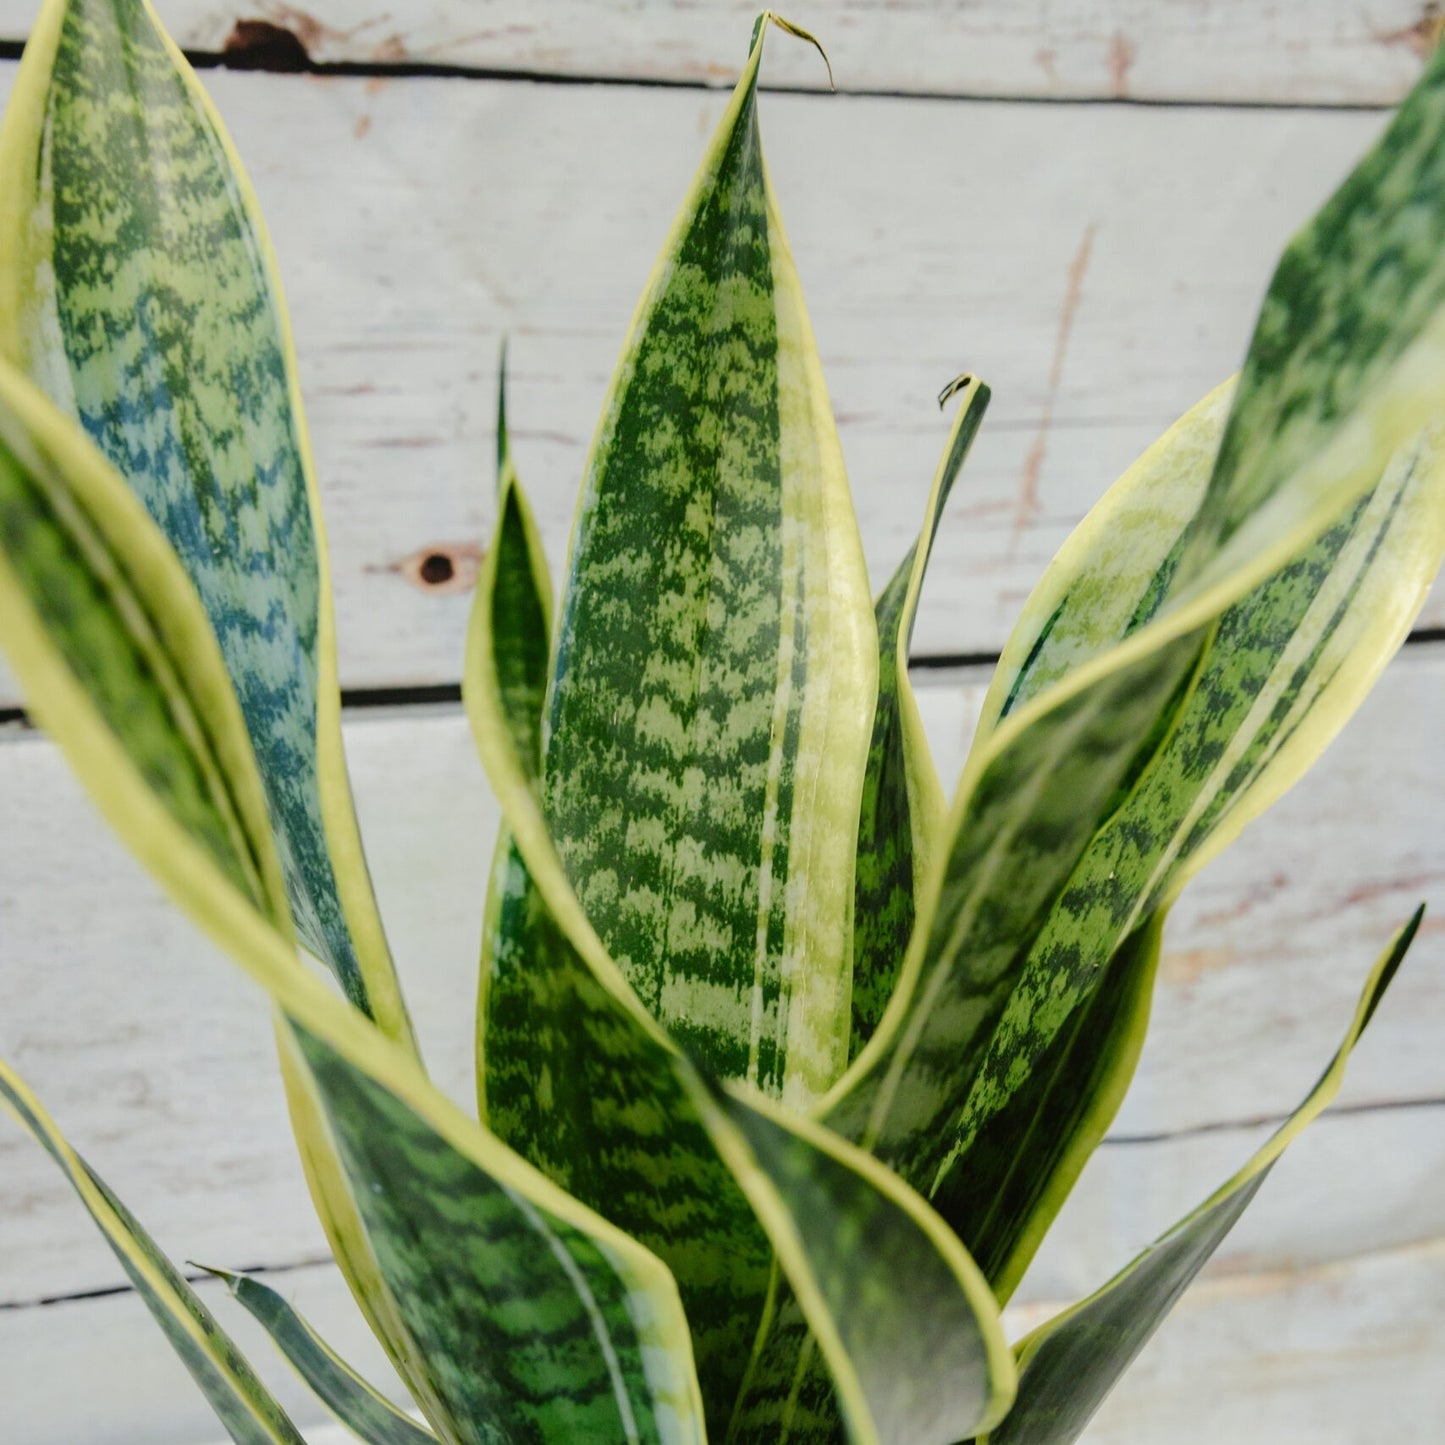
0 0 412 1046
820 45 1445 1222
851 375 988 1061
540 12 877 1108
930 399 1445 1301
199 1267 438 1445
0 1060 304 1445
980 909 1422 1445
0 355 709 1445
467 466 1014 1442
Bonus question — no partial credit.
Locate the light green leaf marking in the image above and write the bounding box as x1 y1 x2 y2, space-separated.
541 13 875 1108
0 354 709 1445
705 1083 1015 1445
200 1267 438 1445
470 459 1014 1442
930 411 1445 1299
0 0 410 1043
981 911 1421 1445
851 376 987 1060
0 1059 304 1445
820 45 1445 1218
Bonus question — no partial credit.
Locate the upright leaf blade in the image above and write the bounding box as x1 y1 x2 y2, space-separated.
468 465 1014 1443
0 0 412 1045
981 911 1422 1445
541 13 876 1108
851 376 988 1060
0 357 710 1445
0 1061 304 1445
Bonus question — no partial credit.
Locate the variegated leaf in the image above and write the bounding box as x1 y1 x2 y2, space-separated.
820 44 1445 1224
200 1267 438 1445
540 12 876 1109
850 376 987 1061
467 465 1014 1443
0 1061 304 1445
980 910 1421 1445
932 405 1445 1302
0 0 412 1045
0 354 710 1445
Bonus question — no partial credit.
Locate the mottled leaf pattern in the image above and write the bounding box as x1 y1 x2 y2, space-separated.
202 1267 439 1445
293 1025 695 1445
822 48 1445 1221
851 377 988 1060
469 466 1014 1443
0 353 709 1445
0 0 410 1042
0 1060 304 1445
931 413 1445 1300
1181 36 1445 587
703 1084 1014 1445
541 16 875 1109
981 912 1421 1445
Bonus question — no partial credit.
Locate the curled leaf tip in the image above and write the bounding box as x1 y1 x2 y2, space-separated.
751 11 836 91
938 372 979 408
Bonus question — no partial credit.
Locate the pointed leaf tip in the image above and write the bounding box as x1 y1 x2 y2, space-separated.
751 11 835 89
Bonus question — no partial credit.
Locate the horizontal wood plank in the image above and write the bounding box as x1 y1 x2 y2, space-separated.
2 64 1440 704
2 650 1441 1310
0 1 1432 104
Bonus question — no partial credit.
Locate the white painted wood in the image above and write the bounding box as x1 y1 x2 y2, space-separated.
2 64 1439 705
0 1259 406 1445
0 1 1432 105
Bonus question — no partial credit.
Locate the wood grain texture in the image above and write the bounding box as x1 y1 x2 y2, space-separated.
1 63 1440 706
0 2 1434 104
1 652 1440 1302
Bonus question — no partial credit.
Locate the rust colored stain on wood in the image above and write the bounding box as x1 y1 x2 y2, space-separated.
1015 221 1097 539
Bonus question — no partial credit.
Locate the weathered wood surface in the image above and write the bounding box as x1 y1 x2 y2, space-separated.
0 1 1434 104
2 62 1439 709
2 654 1440 1313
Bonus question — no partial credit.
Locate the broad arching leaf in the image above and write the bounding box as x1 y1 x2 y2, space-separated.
540 12 876 1109
0 0 413 1046
0 355 709 1445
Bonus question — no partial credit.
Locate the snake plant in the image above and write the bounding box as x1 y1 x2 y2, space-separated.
0 2 1442 1441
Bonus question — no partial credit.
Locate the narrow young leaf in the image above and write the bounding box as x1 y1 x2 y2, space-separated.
980 910 1422 1445
198 1267 438 1445
851 376 988 1060
821 47 1445 1218
467 466 1014 1442
541 12 877 1108
0 1062 305 1445
0 357 710 1445
0 0 412 1046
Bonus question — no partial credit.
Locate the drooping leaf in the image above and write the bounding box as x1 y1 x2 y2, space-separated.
820 45 1445 1223
199 1267 439 1445
540 11 877 1109
980 909 1422 1445
851 375 988 1060
931 403 1445 1301
467 465 1015 1442
0 0 412 1045
0 1060 305 1445
0 355 710 1445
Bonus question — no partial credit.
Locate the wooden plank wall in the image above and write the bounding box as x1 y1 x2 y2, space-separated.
0 3 1441 1441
